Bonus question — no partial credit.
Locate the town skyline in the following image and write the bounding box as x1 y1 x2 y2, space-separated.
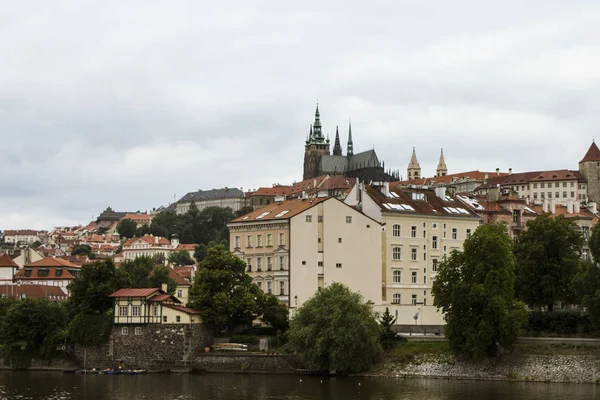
3 1 600 229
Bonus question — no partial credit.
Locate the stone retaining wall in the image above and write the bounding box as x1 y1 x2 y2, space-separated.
378 353 600 383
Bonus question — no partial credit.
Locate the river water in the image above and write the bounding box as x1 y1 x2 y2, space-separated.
0 372 598 400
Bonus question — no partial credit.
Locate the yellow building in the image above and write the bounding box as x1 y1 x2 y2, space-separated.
228 197 382 310
110 288 202 325
346 182 480 325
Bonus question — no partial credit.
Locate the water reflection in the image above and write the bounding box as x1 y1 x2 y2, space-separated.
0 372 597 400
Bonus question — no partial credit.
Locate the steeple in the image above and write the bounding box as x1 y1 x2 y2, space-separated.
347 120 354 156
312 103 324 142
436 148 448 177
407 147 421 181
332 126 342 156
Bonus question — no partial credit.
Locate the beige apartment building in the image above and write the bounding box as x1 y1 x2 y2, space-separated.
228 197 382 310
346 182 480 325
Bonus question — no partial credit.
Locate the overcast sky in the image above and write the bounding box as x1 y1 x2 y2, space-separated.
2 1 600 230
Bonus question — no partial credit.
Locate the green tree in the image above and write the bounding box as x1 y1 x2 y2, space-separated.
136 224 150 237
188 243 262 330
260 293 289 332
514 214 583 310
67 259 130 315
116 218 137 239
149 265 177 294
194 243 208 262
588 222 600 262
574 260 600 331
71 244 93 258
288 283 383 373
432 222 528 358
30 240 42 249
379 307 398 350
168 250 195 266
0 299 68 359
234 206 254 219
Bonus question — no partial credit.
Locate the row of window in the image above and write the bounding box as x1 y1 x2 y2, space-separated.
390 292 427 306
305 215 352 223
256 280 285 295
531 181 581 189
391 224 469 240
392 268 435 284
247 255 285 272
236 233 285 248
532 191 582 199
392 242 459 261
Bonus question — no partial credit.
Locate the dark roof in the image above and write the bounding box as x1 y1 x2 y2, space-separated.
319 155 348 174
25 257 78 268
178 187 244 203
477 170 585 190
348 150 380 171
365 185 480 218
580 142 600 163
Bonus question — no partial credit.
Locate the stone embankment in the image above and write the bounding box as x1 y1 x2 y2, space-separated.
377 353 600 383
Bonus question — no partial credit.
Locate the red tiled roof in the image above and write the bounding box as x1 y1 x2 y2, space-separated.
0 254 19 268
173 266 194 281
478 170 584 190
123 234 170 247
395 170 508 186
148 293 173 302
169 267 191 285
25 257 78 268
249 186 291 197
175 244 196 251
230 197 329 223
580 142 600 163
14 266 76 280
110 288 163 297
163 304 201 315
3 229 38 236
122 213 151 221
288 175 355 196
0 285 68 301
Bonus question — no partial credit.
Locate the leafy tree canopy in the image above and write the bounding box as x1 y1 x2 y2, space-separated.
71 244 93 258
67 259 131 315
588 222 600 263
116 218 137 239
574 260 600 331
119 256 176 293
432 222 528 358
188 243 262 330
260 293 289 332
514 214 583 310
288 283 383 373
168 250 195 266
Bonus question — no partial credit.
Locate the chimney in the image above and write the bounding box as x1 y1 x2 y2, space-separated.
550 198 556 214
508 168 512 175
567 200 574 214
161 283 168 292
488 185 500 202
155 236 159 245
543 199 549 213
496 168 500 176
435 186 447 200
590 202 598 214
574 202 581 213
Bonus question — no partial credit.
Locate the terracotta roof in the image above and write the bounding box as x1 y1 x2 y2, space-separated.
395 171 508 187
148 293 173 302
110 288 163 298
0 254 19 268
230 197 329 223
25 257 78 268
3 229 38 236
530 204 598 225
173 266 194 281
123 234 170 247
14 266 76 280
175 244 196 251
122 213 151 221
163 304 201 315
580 142 600 163
249 186 291 197
365 185 480 218
169 267 191 285
288 175 355 197
0 285 68 301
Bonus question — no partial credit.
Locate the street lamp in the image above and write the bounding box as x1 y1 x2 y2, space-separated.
294 295 298 308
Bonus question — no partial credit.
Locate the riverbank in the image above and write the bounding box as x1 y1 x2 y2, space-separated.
372 342 600 384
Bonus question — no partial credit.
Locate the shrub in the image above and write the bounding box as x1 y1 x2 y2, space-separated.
526 311 595 336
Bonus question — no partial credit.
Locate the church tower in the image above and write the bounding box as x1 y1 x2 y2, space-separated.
303 104 331 180
579 141 600 204
407 147 421 180
436 148 448 177
347 121 354 157
332 126 342 156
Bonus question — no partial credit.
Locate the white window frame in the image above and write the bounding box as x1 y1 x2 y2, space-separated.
392 293 401 304
411 248 417 261
119 306 128 317
411 271 417 283
392 224 401 237
392 247 401 261
393 270 401 283
134 327 142 335
122 327 129 335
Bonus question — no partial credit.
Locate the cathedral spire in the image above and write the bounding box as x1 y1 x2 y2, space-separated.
311 102 324 142
407 147 421 181
436 148 448 177
333 126 342 156
347 120 354 156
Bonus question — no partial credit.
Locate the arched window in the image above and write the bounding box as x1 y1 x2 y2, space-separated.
393 270 401 283
392 224 401 237
392 293 401 304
